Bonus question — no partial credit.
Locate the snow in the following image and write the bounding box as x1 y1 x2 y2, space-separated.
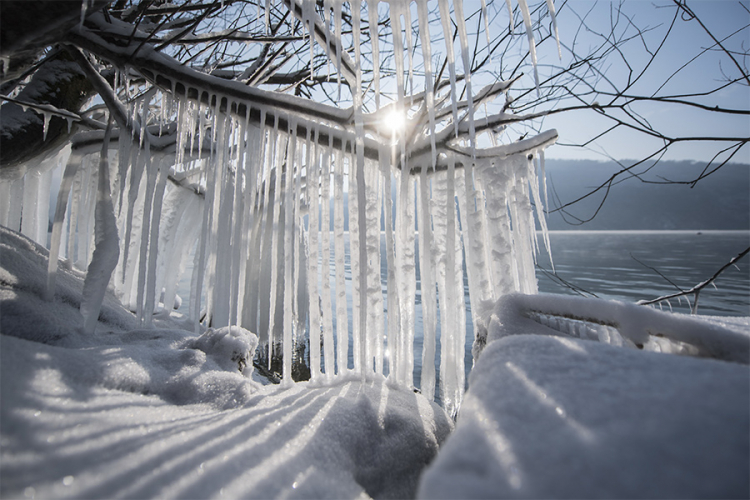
0 225 453 499
418 333 749 499
3 215 749 499
4 1 749 497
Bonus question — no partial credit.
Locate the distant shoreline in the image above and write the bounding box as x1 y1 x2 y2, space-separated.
540 229 750 235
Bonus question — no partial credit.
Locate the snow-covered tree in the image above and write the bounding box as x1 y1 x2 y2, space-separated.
1 0 747 413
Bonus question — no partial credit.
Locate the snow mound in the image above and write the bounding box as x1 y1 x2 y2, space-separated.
1 331 452 499
0 226 138 345
0 224 452 499
185 326 259 376
419 334 749 499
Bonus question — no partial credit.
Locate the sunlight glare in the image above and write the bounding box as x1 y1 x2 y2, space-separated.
385 109 406 134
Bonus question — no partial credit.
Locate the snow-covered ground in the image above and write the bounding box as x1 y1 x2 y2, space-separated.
2 225 749 499
0 227 452 499
419 334 749 498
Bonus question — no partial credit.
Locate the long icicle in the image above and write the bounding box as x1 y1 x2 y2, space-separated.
80 120 120 334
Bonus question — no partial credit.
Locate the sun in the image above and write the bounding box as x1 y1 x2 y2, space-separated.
384 109 406 135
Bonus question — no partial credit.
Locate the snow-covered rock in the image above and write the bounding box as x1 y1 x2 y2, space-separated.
418 334 750 499
185 325 259 376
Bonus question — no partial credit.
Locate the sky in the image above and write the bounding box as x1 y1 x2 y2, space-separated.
347 0 750 164
533 0 750 163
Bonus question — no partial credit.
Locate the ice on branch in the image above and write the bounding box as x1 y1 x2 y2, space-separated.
3 0 561 414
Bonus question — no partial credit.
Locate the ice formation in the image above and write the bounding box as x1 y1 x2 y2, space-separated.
1 0 559 416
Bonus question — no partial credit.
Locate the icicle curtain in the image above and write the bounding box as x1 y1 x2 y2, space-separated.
4 0 561 417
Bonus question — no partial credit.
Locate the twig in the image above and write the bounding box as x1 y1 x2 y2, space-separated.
638 246 750 314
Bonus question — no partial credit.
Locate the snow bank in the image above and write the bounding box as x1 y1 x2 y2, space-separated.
0 225 452 499
419 334 749 499
1 331 451 499
0 226 138 345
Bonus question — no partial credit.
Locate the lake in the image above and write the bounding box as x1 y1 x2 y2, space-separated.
536 230 750 316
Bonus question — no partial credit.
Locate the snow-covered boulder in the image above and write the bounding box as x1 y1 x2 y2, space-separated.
418 334 750 499
185 325 259 376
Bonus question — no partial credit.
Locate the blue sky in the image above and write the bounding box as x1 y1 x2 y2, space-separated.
534 0 750 163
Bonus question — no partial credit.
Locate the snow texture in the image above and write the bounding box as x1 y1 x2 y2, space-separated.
418 334 750 499
0 226 452 499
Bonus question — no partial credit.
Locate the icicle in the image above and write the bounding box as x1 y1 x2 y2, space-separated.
20 169 41 242
351 0 368 376
364 160 384 374
209 111 235 329
481 0 492 55
517 0 540 94
66 168 81 268
4 176 23 232
236 115 260 326
333 0 343 100
42 112 51 142
80 123 119 334
532 153 553 266
0 181 11 228
47 153 82 300
266 122 285 364
382 144 399 379
252 117 275 349
545 0 562 59
367 0 381 109
418 167 437 401
192 131 220 332
505 0 515 33
320 139 335 378
476 157 515 296
142 156 169 326
332 144 348 374
402 3 415 99
437 156 465 419
203 105 225 325
416 1 437 168
281 126 296 385
454 0 477 151
79 0 89 27
75 157 96 269
0 56 9 78
121 145 146 287
456 166 493 330
507 155 538 294
306 131 322 379
229 113 250 325
394 167 416 387
437 0 460 137
135 144 157 324
390 2 406 118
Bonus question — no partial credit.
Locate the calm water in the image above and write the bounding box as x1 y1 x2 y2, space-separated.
536 231 750 316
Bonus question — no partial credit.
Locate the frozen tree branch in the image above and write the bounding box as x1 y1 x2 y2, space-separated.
638 247 750 314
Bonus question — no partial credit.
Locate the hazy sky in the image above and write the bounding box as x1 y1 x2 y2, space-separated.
536 1 749 163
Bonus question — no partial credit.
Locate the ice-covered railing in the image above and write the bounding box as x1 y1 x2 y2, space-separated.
479 294 750 365
0 0 562 417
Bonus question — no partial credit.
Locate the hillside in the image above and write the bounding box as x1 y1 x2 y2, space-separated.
543 160 749 230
